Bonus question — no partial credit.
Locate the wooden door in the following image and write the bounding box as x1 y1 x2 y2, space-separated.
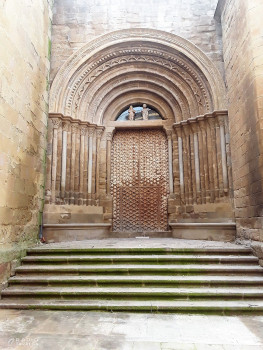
111 129 169 232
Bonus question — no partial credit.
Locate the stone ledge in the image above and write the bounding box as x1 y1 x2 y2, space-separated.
43 223 111 229
43 223 112 243
170 223 236 229
170 223 236 242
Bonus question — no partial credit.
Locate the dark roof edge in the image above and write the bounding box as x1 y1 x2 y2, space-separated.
214 0 227 21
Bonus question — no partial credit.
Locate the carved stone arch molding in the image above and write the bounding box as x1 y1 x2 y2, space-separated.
49 28 226 124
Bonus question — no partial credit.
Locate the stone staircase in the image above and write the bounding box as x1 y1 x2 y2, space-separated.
1 244 263 314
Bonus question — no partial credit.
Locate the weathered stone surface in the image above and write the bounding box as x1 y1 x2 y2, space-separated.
0 0 53 281
50 0 223 84
218 0 263 243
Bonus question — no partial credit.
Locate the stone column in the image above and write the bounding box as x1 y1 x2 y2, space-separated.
70 124 78 205
83 127 89 206
199 117 210 203
61 122 69 200
51 118 61 204
183 123 193 205
218 115 229 193
166 129 174 194
207 116 219 201
190 122 201 203
87 127 95 204
65 127 72 204
106 131 113 195
206 115 215 203
45 121 53 203
96 128 103 198
79 126 87 205
174 125 184 204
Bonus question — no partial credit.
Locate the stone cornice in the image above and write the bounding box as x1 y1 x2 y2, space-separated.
49 113 105 134
173 110 228 130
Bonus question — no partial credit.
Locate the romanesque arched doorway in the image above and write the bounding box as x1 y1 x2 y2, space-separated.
111 129 169 232
45 29 232 241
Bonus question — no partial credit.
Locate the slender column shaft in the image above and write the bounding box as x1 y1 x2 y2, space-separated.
193 133 201 192
45 121 53 203
190 121 201 204
182 123 192 205
190 132 196 204
65 129 71 204
83 131 89 205
166 130 174 194
216 121 224 196
200 119 210 202
178 136 184 202
106 132 113 195
79 126 87 205
56 127 63 203
74 130 80 205
79 135 85 193
208 117 219 201
51 118 61 204
96 129 103 196
70 125 78 204
175 125 185 203
218 116 228 192
61 123 69 199
61 130 67 198
88 128 94 195
206 122 215 202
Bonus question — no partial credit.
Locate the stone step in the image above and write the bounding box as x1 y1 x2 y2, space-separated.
9 275 263 288
2 286 263 300
14 264 263 276
2 243 262 314
1 299 263 314
26 247 253 256
20 254 259 265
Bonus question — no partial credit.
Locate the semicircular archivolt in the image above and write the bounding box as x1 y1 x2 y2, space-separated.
78 67 194 123
66 52 211 120
49 29 226 123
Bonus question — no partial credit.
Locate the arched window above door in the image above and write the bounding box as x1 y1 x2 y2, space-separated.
116 105 163 121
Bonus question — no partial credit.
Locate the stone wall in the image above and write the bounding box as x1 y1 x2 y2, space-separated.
218 0 263 243
50 0 223 83
0 0 53 284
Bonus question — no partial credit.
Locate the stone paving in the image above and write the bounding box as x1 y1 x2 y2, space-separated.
35 238 249 250
0 309 263 350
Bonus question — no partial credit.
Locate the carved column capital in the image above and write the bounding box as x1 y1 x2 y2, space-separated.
51 118 62 129
189 121 199 134
182 122 191 136
87 127 95 137
106 131 114 142
198 117 206 131
207 116 216 128
62 122 70 132
217 115 226 127
96 128 104 139
174 124 183 138
164 128 173 140
71 124 79 134
80 126 88 136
